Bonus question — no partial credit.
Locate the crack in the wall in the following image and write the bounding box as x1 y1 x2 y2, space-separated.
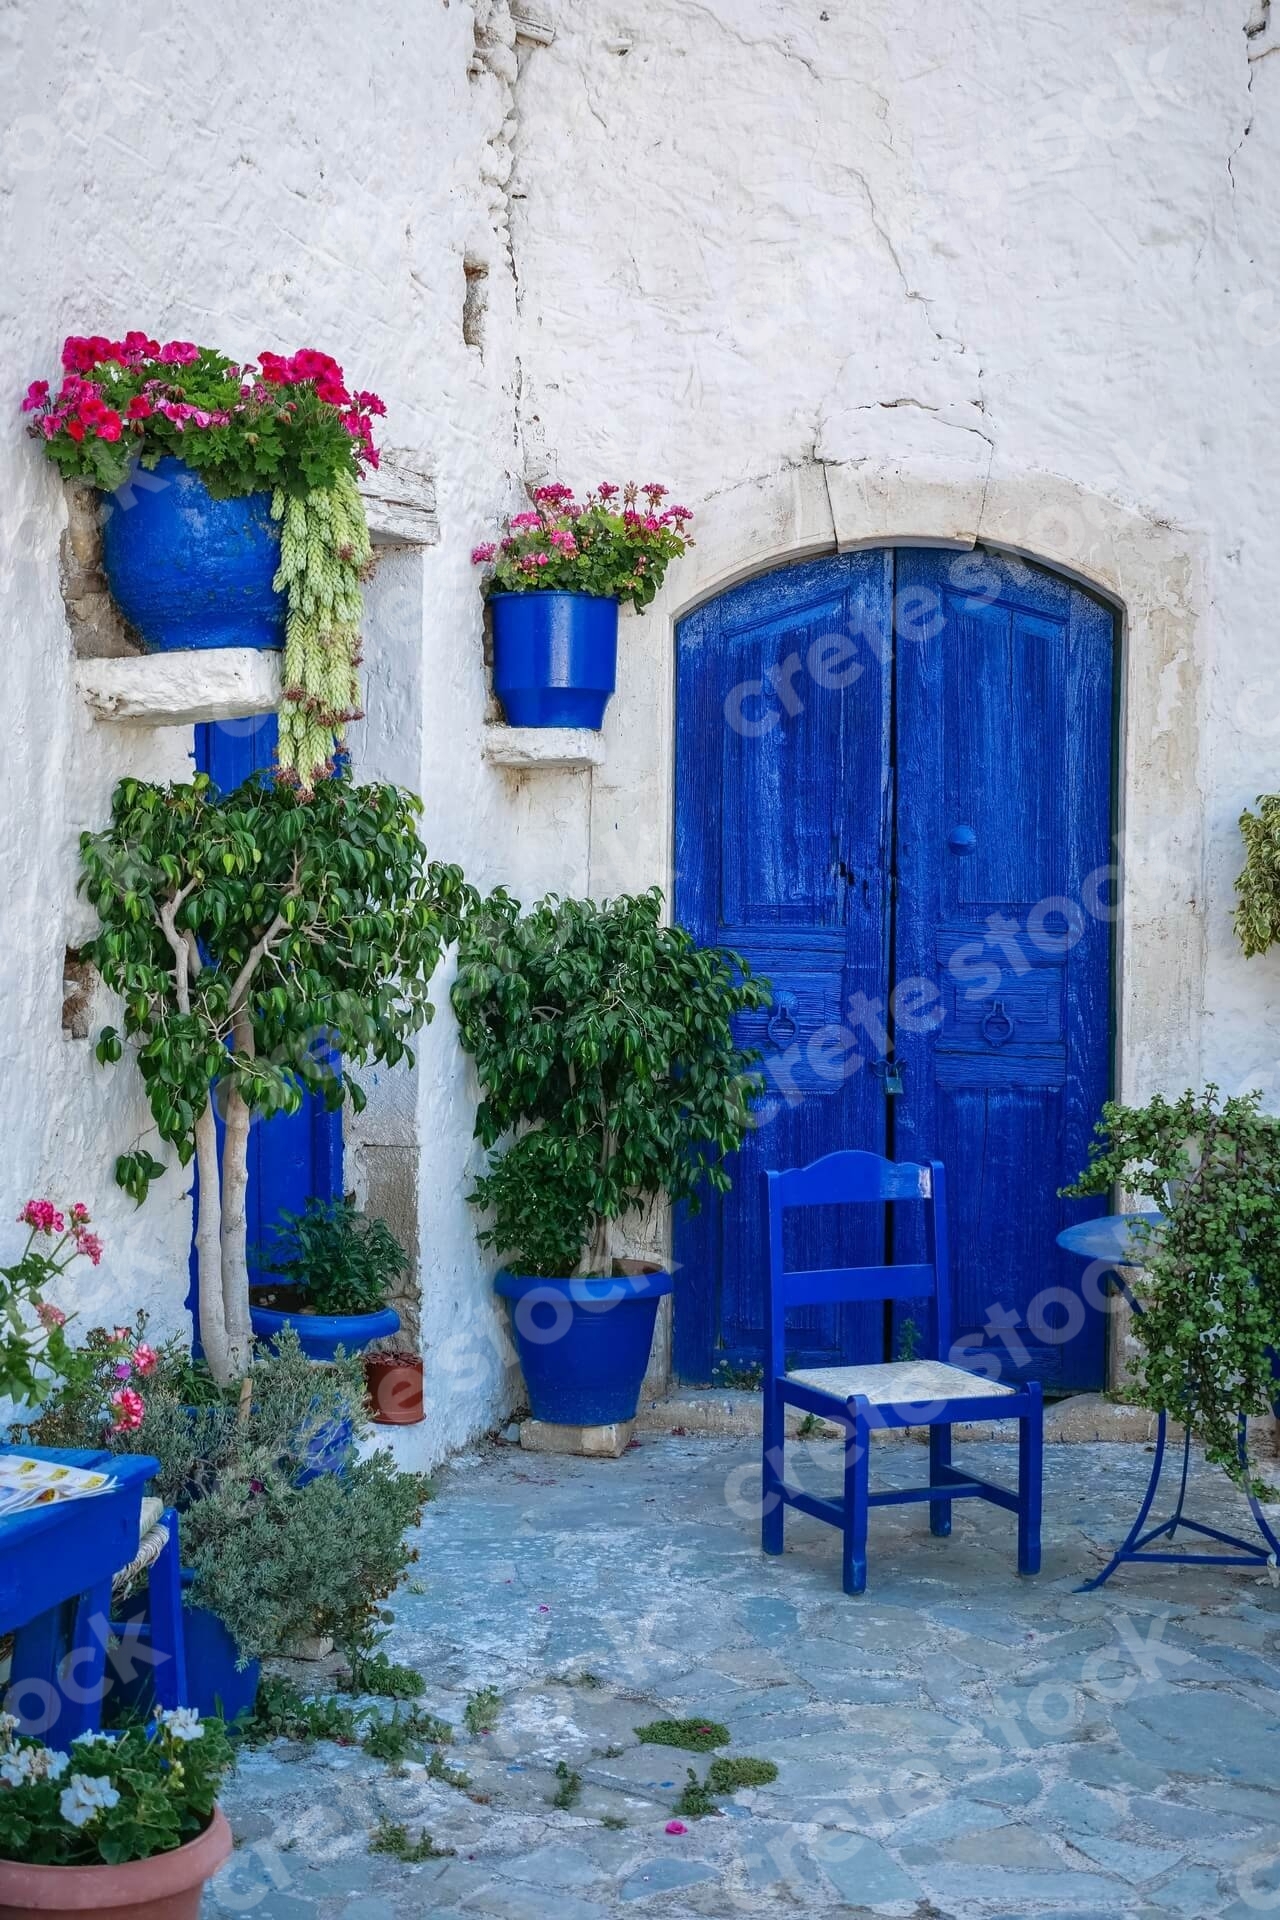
1231 0 1273 185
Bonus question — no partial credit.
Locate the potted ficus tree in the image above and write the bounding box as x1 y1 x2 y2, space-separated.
80 771 470 1389
451 888 770 1425
471 483 692 729
23 332 384 791
0 1708 234 1920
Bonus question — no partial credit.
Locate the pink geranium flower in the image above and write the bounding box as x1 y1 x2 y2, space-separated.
19 1200 64 1235
35 1301 67 1329
132 1343 158 1376
109 1388 146 1433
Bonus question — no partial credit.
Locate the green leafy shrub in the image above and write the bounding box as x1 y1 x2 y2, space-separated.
452 889 770 1276
42 1330 429 1664
0 1710 233 1867
1066 1086 1280 1478
82 771 469 1383
256 1197 408 1317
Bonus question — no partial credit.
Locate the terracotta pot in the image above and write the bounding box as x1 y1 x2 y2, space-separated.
0 1805 232 1920
364 1352 424 1425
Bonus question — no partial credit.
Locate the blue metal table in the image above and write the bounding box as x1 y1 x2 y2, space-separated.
1056 1216 1280 1588
0 1445 158 1746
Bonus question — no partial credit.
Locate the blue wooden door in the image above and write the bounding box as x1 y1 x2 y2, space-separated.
185 718 343 1346
673 547 1114 1389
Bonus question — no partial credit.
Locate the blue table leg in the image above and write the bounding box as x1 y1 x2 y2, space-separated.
9 1579 112 1748
1078 1410 1280 1590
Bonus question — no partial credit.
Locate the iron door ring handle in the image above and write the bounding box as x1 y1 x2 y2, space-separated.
981 999 1016 1047
767 1005 798 1046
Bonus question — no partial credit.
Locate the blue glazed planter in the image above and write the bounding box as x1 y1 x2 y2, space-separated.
181 1578 261 1723
112 1575 260 1725
249 1299 401 1362
495 1267 672 1425
489 590 618 728
100 455 285 652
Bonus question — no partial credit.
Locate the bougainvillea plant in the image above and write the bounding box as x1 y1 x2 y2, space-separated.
22 333 385 790
0 1200 111 1410
81 771 471 1386
1064 1086 1280 1482
471 483 693 612
451 888 769 1277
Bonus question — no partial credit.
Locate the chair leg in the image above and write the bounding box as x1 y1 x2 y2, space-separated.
929 1422 953 1537
147 1511 188 1712
761 1383 785 1557
842 1399 871 1595
1018 1382 1043 1576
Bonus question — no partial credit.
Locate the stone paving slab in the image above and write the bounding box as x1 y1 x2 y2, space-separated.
208 1435 1280 1917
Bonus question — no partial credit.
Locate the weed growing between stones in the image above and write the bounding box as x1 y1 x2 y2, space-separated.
465 1687 503 1735
635 1717 729 1752
368 1819 454 1862
551 1762 583 1809
707 1757 778 1791
673 1768 720 1818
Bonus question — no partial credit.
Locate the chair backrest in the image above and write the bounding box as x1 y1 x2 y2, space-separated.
763 1150 952 1373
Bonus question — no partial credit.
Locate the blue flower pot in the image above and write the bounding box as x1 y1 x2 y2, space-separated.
489 591 618 728
101 455 285 652
112 1575 260 1726
181 1578 261 1723
495 1267 672 1425
249 1300 401 1363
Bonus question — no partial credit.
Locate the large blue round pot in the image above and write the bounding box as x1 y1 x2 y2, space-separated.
495 1267 672 1425
100 455 285 652
489 590 618 728
249 1298 401 1362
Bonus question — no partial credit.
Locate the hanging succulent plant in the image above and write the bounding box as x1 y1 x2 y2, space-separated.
272 469 371 790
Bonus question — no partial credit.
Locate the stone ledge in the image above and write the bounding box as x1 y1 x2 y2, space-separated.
76 649 282 726
482 725 605 770
632 1389 1242 1448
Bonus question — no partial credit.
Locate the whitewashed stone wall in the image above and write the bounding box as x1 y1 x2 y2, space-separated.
2 2 1277 1461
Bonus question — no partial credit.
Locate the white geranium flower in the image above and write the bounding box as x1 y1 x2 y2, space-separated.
59 1773 120 1829
44 1750 70 1781
0 1713 18 1741
156 1707 203 1743
71 1730 116 1748
0 1749 38 1787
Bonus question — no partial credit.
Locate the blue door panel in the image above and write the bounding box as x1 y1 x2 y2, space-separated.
674 547 1115 1390
893 549 1112 1389
674 551 894 1378
185 718 344 1348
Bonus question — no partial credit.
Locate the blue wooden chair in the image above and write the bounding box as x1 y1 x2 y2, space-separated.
762 1150 1043 1594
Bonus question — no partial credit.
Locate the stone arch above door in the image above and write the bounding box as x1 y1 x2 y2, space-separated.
587 457 1205 1129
